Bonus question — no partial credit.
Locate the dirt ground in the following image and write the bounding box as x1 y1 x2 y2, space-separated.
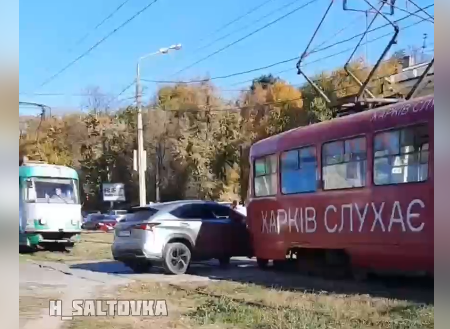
19 232 113 263
19 232 434 329
66 280 433 329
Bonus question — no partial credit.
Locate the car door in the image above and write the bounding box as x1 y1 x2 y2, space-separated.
207 205 235 256
218 206 252 257
189 204 227 259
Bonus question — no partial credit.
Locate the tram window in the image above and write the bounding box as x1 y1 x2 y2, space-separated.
322 137 367 190
374 124 429 185
281 146 317 194
254 155 278 197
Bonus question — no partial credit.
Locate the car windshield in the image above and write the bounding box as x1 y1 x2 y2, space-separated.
125 208 159 222
25 177 80 204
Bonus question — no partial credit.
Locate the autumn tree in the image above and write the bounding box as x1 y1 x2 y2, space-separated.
300 56 403 123
81 86 114 116
18 52 418 209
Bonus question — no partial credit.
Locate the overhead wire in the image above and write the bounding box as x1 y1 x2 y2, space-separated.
194 0 306 53
389 3 434 23
37 4 433 105
171 0 320 77
105 80 137 107
23 52 409 100
70 0 133 50
38 0 133 78
406 0 434 20
27 50 434 111
195 0 276 46
36 0 161 90
119 66 411 113
140 9 433 87
34 11 432 103
307 3 434 56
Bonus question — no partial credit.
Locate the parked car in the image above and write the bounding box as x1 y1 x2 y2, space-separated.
81 214 120 230
112 200 253 274
82 211 100 223
108 210 127 222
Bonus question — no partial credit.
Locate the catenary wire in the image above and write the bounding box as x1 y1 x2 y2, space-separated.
33 5 433 103
194 0 306 53
36 0 161 90
71 0 133 49
34 15 432 103
140 12 433 86
406 0 434 20
195 0 276 46
171 0 320 77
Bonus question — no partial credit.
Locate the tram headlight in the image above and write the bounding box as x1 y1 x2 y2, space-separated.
71 219 79 226
38 219 46 225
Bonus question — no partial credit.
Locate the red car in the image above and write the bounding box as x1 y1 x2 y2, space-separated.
82 214 119 231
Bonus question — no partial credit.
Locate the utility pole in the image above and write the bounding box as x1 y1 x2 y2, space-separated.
155 142 160 203
422 33 428 63
136 63 146 207
135 44 181 206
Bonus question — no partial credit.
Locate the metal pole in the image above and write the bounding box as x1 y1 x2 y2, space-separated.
155 143 160 203
136 62 146 207
365 11 369 62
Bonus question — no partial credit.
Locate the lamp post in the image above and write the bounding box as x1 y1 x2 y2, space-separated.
136 44 182 206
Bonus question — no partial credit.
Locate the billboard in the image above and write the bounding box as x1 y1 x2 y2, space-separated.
102 183 126 202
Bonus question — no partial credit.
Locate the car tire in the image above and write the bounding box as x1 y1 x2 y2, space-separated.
163 242 192 275
218 256 231 268
257 258 269 269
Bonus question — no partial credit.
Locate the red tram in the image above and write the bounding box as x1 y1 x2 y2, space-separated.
247 95 434 277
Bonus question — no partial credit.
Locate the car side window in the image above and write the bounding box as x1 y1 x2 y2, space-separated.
174 204 215 219
209 205 232 219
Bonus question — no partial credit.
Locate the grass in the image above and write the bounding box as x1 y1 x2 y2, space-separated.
19 232 114 263
20 286 62 321
65 280 434 329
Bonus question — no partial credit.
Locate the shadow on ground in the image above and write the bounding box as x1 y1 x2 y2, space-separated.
71 258 434 305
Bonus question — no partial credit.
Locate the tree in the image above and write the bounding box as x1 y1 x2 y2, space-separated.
300 56 403 123
250 74 280 91
81 86 114 116
242 79 306 140
18 51 419 210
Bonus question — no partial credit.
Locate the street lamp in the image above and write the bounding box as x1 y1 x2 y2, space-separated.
136 44 182 207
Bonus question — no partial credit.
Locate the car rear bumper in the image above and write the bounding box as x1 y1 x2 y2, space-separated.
112 245 163 262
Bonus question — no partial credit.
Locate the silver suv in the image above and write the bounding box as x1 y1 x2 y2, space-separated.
112 200 252 275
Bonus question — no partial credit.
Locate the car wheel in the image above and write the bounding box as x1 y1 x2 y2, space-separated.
163 242 191 275
218 256 231 268
257 258 269 269
128 262 152 274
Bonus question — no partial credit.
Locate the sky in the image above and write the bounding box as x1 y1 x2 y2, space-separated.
19 0 434 115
